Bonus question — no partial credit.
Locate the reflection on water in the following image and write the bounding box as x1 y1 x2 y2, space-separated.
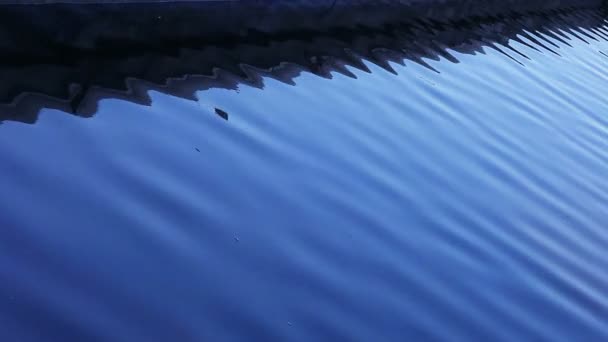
1 2 608 342
0 3 607 121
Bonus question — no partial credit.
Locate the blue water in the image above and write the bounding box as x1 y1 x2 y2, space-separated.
1 7 608 342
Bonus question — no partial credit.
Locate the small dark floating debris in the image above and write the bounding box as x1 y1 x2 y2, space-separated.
195 148 200 152
215 108 229 120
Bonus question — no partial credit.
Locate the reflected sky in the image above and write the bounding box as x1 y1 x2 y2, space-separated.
1 1 608 341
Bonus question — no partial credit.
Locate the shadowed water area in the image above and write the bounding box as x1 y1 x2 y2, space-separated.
1 1 608 341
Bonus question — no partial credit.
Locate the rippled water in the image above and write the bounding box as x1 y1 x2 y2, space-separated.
1 5 608 342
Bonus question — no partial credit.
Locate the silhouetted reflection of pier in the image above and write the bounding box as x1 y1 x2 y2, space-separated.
0 1 606 123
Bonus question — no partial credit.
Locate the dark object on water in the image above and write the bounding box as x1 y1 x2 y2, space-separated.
215 108 229 121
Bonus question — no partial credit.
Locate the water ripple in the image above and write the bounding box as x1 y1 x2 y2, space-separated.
1 2 608 342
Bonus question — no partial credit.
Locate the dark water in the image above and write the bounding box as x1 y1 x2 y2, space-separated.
1 5 608 342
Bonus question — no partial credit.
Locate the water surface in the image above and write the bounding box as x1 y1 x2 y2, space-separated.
1 5 608 342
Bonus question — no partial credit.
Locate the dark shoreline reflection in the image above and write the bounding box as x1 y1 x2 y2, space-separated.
0 3 607 123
